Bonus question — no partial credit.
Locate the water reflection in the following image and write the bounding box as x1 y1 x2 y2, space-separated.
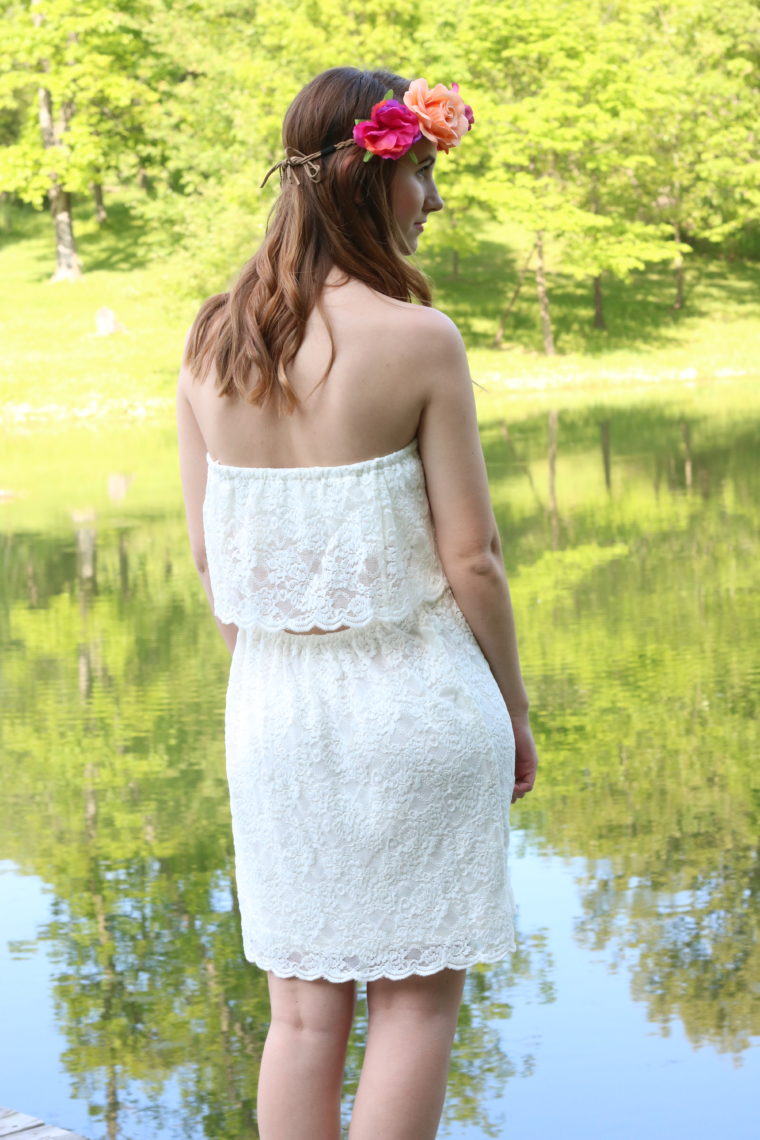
1 391 758 1137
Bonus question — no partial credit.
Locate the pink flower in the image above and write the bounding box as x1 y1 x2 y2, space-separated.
353 99 422 159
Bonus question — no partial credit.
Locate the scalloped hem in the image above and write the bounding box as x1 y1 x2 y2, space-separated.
216 584 449 634
244 939 517 983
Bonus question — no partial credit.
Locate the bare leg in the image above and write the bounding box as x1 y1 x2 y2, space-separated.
257 973 356 1140
348 968 466 1140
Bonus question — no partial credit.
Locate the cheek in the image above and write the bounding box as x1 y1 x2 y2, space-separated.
395 175 422 217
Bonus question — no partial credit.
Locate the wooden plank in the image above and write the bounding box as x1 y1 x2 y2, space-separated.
15 1129 83 1140
0 1111 87 1140
0 1111 43 1136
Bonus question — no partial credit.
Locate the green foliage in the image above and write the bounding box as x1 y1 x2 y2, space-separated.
3 0 759 328
0 0 172 201
463 0 760 290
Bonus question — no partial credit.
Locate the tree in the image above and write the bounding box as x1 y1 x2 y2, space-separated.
0 0 172 277
461 0 760 345
629 0 760 308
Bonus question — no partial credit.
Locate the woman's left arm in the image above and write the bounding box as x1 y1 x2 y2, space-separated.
176 373 238 655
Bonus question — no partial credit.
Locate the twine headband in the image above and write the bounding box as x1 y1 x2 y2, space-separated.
260 78 474 190
260 140 355 188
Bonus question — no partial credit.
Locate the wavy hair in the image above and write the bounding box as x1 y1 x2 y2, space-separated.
183 67 434 412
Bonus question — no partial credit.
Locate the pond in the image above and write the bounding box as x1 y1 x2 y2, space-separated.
1 379 758 1139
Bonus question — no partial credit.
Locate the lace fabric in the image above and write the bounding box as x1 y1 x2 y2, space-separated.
202 441 448 631
226 593 516 982
202 438 517 980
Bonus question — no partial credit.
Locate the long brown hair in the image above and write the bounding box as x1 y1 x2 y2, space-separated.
183 67 434 412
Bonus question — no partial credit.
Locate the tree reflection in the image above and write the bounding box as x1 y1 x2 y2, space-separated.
482 402 759 1058
1 400 758 1133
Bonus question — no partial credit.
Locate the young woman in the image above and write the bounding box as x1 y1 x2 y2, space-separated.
177 66 538 1140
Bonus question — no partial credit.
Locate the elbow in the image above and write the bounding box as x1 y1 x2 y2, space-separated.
462 549 505 580
444 544 505 584
446 524 504 578
192 546 208 576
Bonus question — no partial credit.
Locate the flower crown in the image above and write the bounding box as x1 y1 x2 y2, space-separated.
261 78 474 187
354 78 474 161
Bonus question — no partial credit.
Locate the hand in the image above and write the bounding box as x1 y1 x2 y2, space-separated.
510 714 538 804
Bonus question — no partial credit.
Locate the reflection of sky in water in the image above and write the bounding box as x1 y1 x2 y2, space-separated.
0 864 186 1135
490 844 760 1140
3 848 758 1139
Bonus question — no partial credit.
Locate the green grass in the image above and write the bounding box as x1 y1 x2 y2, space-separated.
1 197 759 428
0 203 196 426
423 222 760 393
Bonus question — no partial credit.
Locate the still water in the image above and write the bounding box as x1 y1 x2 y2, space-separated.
1 382 758 1139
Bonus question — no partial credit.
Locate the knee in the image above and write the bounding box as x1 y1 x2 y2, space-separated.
269 1007 353 1060
271 1005 347 1038
268 978 356 1044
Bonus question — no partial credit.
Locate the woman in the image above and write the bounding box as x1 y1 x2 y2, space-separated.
177 66 538 1140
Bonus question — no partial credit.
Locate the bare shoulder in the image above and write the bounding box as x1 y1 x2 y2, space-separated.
358 293 468 375
392 305 471 401
411 306 468 367
401 302 462 342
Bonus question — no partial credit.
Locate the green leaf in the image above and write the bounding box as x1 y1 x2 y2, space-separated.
362 150 373 163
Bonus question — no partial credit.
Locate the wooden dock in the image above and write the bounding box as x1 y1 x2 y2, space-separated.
0 1107 89 1140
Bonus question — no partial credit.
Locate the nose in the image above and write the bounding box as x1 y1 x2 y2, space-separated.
426 183 444 214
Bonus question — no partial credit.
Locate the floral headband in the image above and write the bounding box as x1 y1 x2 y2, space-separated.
261 78 474 187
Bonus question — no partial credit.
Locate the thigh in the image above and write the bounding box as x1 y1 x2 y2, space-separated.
366 969 466 1023
268 973 357 1035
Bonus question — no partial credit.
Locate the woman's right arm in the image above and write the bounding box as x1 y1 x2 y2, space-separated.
415 310 538 802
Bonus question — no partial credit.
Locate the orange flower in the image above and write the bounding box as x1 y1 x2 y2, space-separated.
403 78 471 153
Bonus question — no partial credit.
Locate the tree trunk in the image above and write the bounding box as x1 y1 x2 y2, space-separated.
672 221 685 310
49 183 80 280
447 209 460 278
499 420 543 510
680 419 693 490
589 185 606 330
535 231 555 355
38 83 81 280
547 409 559 549
593 274 606 330
92 181 107 222
84 765 121 1140
493 242 536 348
0 191 12 230
600 419 612 492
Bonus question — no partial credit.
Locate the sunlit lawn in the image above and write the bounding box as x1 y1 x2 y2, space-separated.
2 198 760 426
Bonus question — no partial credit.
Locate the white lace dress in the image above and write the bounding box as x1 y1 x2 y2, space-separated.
203 439 516 981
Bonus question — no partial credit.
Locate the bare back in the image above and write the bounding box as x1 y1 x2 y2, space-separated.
178 267 504 657
182 274 431 468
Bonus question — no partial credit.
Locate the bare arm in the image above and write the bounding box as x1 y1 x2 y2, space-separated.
176 370 238 655
416 311 537 800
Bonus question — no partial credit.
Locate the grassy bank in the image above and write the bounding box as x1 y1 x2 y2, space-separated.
2 200 759 428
